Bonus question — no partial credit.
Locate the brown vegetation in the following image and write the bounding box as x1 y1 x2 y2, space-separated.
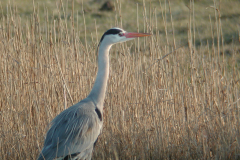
0 0 239 159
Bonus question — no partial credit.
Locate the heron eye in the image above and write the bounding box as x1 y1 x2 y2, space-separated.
118 32 124 36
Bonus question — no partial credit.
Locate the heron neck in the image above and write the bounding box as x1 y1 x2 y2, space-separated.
88 43 112 113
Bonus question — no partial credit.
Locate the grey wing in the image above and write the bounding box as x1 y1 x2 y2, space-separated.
38 105 102 160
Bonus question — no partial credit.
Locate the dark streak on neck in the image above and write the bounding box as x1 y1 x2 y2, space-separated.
95 108 102 121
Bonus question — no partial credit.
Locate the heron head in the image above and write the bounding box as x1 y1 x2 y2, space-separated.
99 27 151 46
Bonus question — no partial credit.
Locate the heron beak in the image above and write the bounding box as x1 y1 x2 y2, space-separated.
125 32 152 38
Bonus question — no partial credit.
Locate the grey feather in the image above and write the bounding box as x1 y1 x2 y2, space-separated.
38 28 151 160
38 98 102 160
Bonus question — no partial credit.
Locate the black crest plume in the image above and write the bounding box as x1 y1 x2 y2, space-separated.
99 28 123 44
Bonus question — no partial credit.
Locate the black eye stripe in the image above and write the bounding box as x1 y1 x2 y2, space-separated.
99 28 123 43
104 29 122 35
118 32 124 36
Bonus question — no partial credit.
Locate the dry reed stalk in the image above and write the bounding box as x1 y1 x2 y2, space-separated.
0 0 239 159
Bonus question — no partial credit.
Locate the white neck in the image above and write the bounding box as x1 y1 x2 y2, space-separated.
87 42 112 113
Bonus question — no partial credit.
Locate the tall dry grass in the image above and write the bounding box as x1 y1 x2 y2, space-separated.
0 0 240 159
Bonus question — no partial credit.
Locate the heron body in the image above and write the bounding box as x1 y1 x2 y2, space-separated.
38 28 151 160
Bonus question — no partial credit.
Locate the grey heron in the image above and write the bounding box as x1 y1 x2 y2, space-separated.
38 27 151 160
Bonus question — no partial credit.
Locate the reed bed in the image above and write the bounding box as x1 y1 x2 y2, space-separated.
0 0 239 159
